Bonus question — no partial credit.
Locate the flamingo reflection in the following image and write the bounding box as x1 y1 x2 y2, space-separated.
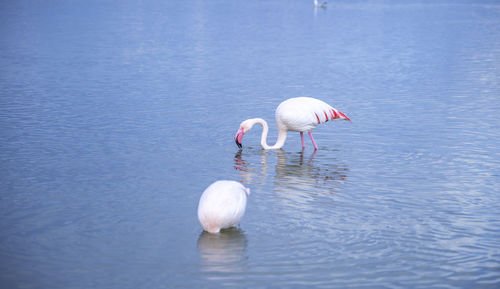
234 149 348 195
197 228 248 280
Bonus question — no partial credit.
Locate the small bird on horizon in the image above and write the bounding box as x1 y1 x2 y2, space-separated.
314 0 327 9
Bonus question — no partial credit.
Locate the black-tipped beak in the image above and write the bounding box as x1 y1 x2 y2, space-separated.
234 127 244 149
235 138 242 148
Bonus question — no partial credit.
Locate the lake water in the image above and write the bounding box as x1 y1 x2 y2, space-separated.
1 0 499 288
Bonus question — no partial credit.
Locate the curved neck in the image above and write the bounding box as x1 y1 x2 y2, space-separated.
248 118 287 150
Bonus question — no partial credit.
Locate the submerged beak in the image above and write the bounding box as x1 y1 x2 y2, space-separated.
234 127 244 148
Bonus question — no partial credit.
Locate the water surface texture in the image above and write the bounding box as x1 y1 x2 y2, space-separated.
1 0 499 288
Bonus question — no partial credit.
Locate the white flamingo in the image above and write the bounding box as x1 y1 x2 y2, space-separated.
314 0 327 8
234 97 350 150
197 180 250 234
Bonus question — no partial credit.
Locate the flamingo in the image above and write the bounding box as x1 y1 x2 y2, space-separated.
197 180 250 234
234 97 350 150
314 0 327 8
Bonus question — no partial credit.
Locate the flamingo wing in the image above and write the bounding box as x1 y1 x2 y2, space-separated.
276 97 350 132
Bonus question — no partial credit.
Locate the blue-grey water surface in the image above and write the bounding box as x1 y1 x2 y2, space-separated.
1 0 499 288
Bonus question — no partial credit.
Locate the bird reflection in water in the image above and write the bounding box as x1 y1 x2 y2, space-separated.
234 149 348 224
234 149 348 196
197 228 248 280
233 149 270 185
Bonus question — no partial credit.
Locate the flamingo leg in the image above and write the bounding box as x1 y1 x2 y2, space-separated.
308 131 318 150
300 132 305 149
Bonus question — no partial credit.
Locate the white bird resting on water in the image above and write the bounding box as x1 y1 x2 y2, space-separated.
314 0 327 8
197 180 250 234
234 97 350 150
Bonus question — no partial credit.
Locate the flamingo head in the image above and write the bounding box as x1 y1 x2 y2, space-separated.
234 120 252 149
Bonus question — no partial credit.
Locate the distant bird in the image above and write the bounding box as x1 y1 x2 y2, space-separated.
314 0 327 8
198 180 250 234
234 97 350 150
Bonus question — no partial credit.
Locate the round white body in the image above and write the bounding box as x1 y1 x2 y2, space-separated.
197 180 250 233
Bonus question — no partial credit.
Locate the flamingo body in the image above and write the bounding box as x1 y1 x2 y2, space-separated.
276 97 345 132
235 97 350 150
197 180 250 234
